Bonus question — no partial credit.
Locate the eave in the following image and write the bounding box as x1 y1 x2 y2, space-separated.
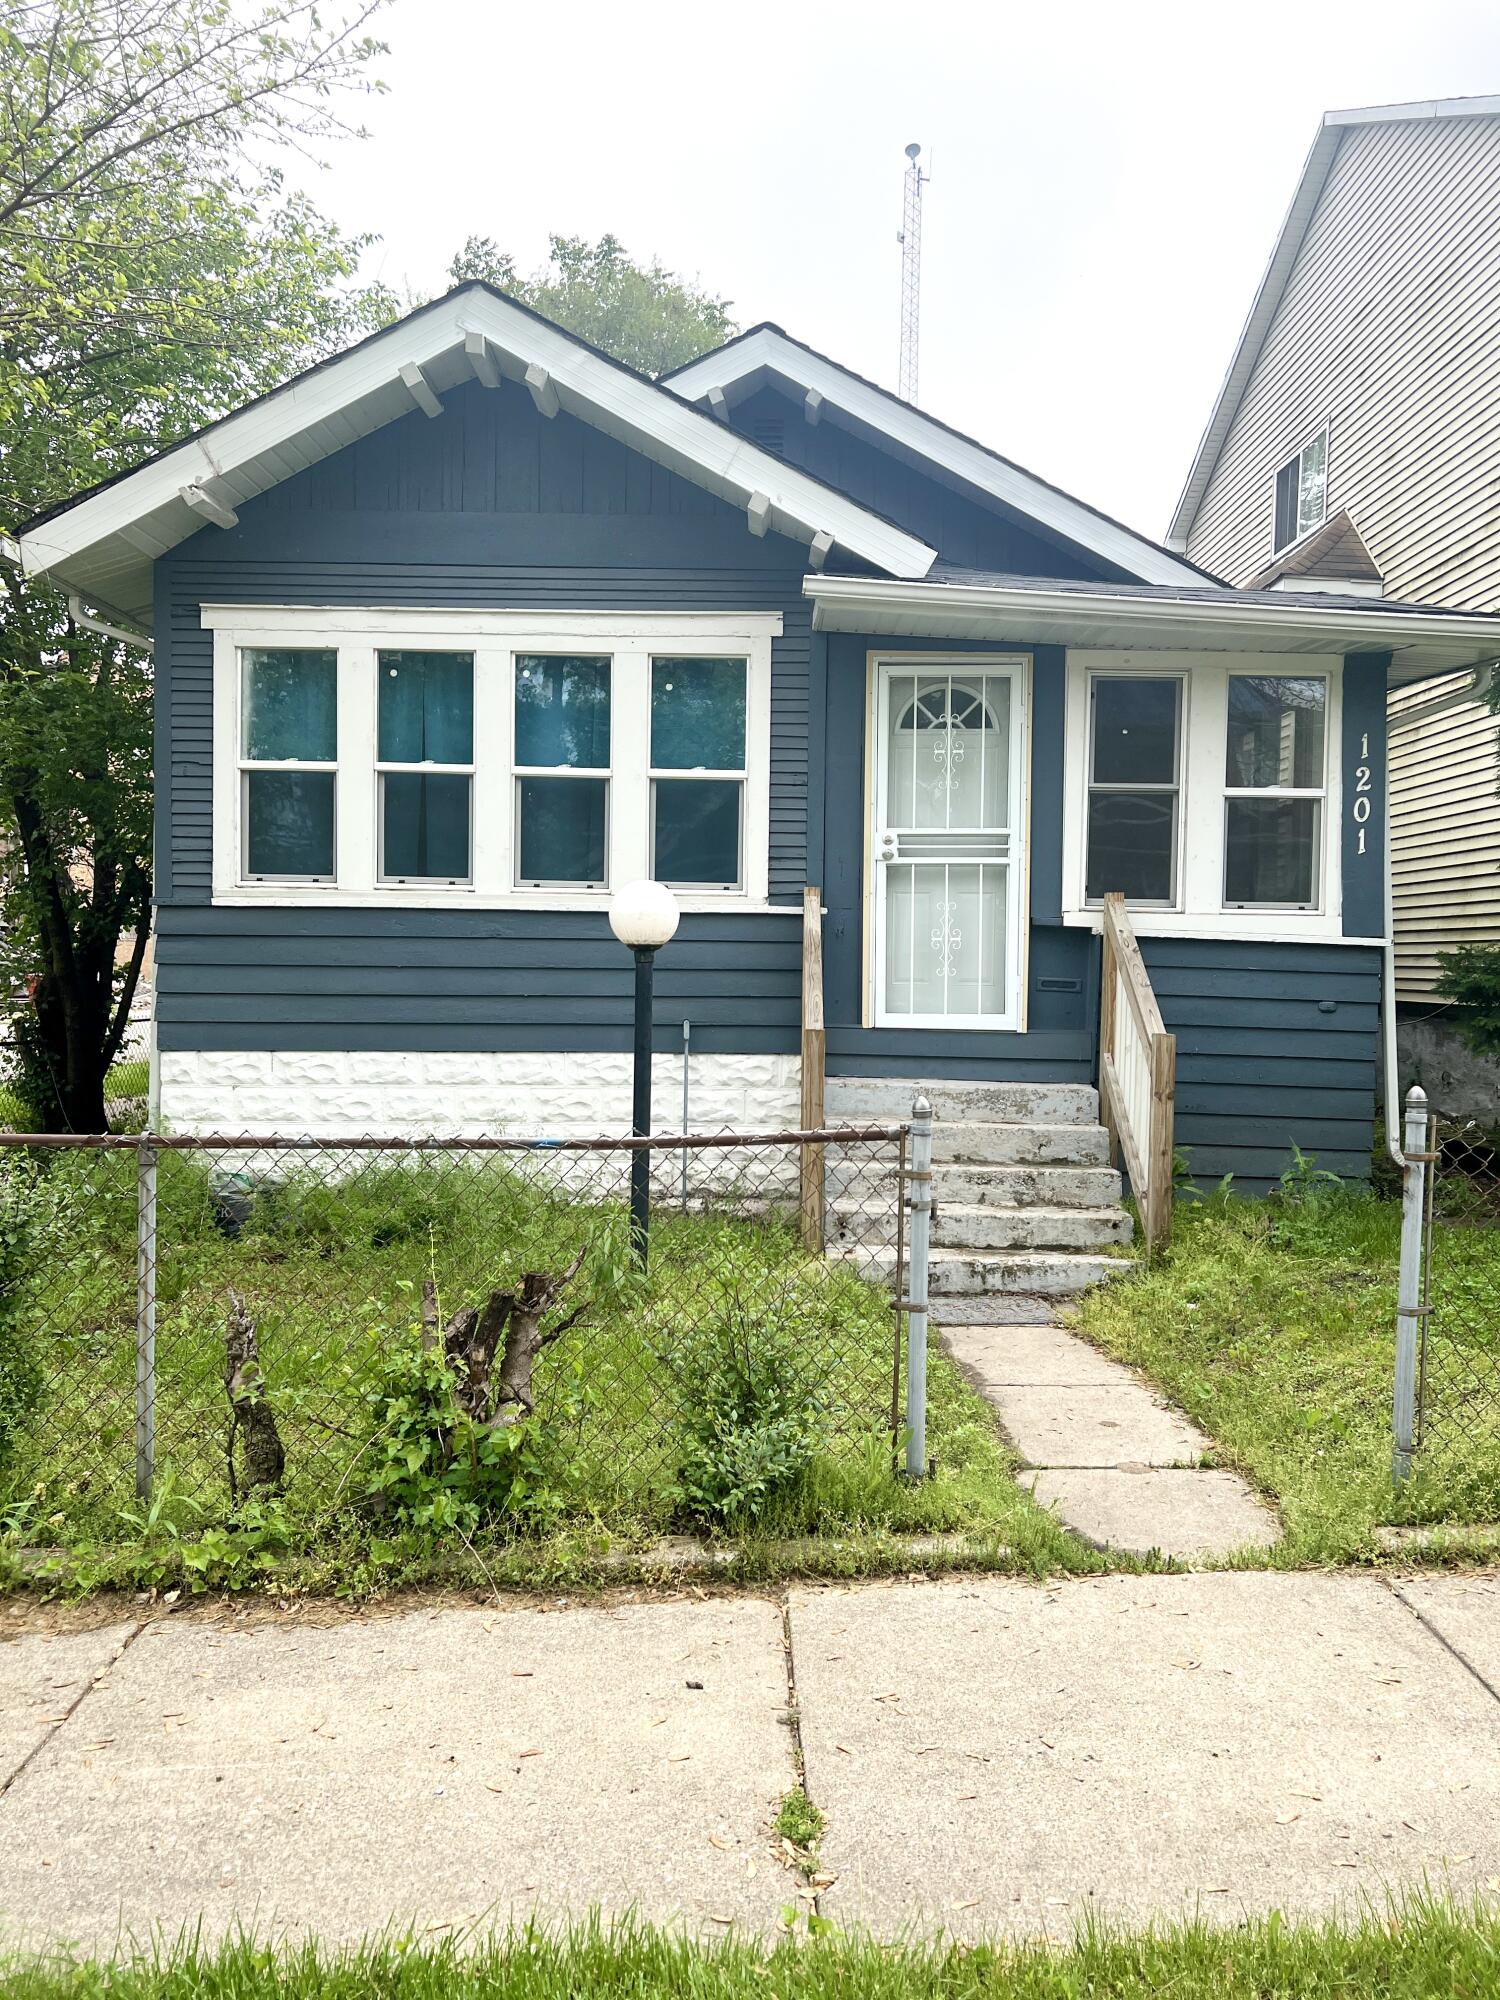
804 575 1500 682
16 286 938 625
664 324 1212 589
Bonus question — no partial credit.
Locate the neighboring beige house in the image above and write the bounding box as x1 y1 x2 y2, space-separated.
1168 94 1500 1030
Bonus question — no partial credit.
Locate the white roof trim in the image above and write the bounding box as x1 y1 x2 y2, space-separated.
804 574 1500 682
664 325 1206 589
1167 94 1500 548
17 287 937 617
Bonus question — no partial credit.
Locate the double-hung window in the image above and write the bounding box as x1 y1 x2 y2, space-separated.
1223 674 1327 909
240 648 338 881
514 656 611 888
1084 675 1183 907
650 656 747 890
1272 428 1327 552
377 651 474 884
211 609 777 905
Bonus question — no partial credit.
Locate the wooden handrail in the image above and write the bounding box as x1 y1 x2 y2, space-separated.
1099 893 1176 1255
799 886 826 1252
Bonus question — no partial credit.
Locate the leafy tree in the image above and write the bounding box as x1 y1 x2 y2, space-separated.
448 232 736 377
0 2 389 1130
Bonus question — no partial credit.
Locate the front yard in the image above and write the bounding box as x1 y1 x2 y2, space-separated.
1072 1177 1500 1562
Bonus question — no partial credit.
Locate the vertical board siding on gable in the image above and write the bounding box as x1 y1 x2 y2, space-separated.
1141 937 1380 1191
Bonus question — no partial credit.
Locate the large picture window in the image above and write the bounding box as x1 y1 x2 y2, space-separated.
210 609 777 906
1084 675 1182 906
1223 674 1327 909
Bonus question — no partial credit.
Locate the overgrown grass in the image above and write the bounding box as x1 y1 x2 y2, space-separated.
0 1148 1094 1593
1072 1179 1500 1563
5 1903 1500 1997
0 1055 149 1132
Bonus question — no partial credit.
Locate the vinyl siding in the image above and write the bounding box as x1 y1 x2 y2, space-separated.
1388 678 1500 999
1143 937 1380 1191
1182 111 1500 1000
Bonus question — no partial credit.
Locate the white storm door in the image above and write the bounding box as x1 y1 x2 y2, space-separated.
872 658 1026 1029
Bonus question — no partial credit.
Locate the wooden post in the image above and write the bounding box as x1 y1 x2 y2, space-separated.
1146 1029 1177 1255
1099 894 1121 1169
799 886 826 1253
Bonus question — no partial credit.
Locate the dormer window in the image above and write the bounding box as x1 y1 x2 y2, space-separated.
1272 428 1327 552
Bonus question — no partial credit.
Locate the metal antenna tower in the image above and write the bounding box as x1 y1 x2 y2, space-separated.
897 141 928 404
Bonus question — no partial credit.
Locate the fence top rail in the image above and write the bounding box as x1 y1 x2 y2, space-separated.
0 1123 907 1155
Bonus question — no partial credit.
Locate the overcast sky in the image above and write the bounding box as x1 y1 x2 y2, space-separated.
291 0 1500 544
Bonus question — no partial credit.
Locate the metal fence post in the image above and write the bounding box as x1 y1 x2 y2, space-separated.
1392 1084 1429 1483
134 1133 158 1500
905 1093 932 1478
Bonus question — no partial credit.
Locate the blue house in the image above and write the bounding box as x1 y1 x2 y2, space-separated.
16 286 1500 1287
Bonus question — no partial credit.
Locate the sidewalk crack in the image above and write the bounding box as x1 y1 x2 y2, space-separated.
1 1618 148 1800
777 1592 825 1922
1386 1581 1500 1709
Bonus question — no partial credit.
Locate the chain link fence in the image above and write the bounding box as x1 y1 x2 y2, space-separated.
1393 1088 1500 1497
0 1123 910 1539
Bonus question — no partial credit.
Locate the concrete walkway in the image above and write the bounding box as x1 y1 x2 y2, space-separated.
3 1569 1499 1951
942 1319 1280 1560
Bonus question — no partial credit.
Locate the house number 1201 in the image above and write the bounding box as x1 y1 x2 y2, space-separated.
1352 731 1372 853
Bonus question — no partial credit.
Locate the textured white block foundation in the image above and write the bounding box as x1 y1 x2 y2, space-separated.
157 1049 803 1139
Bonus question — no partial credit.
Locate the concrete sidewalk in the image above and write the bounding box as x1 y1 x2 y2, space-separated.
2 1570 1498 1952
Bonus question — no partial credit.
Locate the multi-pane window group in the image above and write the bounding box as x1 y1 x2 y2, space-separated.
1084 671 1328 912
238 645 750 893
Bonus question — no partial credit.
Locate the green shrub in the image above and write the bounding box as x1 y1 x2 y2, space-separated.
1435 942 1500 1057
668 1299 825 1528
359 1325 580 1534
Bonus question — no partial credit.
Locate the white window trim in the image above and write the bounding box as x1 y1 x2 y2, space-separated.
1271 424 1329 557
1062 650 1345 944
207 606 780 910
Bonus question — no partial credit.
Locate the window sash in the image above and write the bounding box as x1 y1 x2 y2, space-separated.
1084 674 1184 909
1272 429 1327 553
1221 672 1328 911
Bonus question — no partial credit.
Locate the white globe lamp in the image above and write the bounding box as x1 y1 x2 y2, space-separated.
609 880 680 1265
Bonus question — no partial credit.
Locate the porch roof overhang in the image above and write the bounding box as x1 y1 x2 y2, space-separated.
803 572 1500 683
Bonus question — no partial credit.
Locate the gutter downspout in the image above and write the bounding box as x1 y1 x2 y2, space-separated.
1383 735 1404 1171
67 593 154 654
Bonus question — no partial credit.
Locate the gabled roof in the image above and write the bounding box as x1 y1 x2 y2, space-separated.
661 322 1215 590
1245 509 1383 591
1167 93 1500 548
16 283 938 624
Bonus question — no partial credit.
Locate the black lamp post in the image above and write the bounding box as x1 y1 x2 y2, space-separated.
609 879 680 1266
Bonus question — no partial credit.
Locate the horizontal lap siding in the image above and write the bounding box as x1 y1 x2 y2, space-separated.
154 909 801 1053
1388 683 1500 998
155 378 814 1055
1141 937 1380 1191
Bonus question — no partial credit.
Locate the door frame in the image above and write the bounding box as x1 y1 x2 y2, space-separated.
863 650 1032 1033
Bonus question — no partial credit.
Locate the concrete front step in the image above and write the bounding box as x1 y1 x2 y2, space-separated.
827 1160 1124 1210
830 1199 1133 1253
931 1121 1110 1167
834 1244 1130 1297
827 1079 1099 1126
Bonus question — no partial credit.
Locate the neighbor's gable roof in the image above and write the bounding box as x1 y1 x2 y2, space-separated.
662 322 1213 590
16 283 938 624
1167 93 1500 549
